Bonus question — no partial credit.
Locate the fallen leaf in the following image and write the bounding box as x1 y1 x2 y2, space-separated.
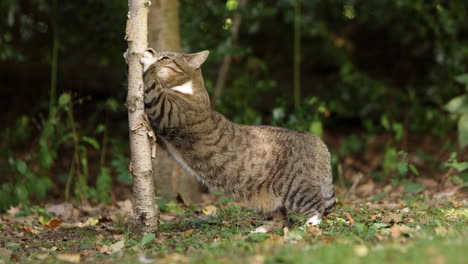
266 234 284 244
202 205 217 215
344 211 355 226
446 197 461 208
44 217 62 229
6 206 21 217
22 225 41 234
160 213 177 222
109 240 125 253
45 203 74 219
390 226 403 238
56 253 81 263
77 218 99 227
307 225 323 236
117 200 133 216
381 212 402 225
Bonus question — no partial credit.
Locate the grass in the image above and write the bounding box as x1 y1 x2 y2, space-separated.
0 194 466 263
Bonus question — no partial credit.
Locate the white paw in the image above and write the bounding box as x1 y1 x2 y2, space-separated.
306 215 322 226
140 48 157 72
251 225 268 233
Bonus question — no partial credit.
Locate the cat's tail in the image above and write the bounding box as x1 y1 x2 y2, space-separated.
315 136 336 215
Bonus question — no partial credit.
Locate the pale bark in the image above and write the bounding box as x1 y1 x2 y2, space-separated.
148 0 203 204
125 0 159 235
212 0 248 106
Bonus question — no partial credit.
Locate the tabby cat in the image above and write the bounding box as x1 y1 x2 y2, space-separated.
136 48 335 232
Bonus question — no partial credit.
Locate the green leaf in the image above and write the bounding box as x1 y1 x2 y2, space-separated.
226 0 238 11
370 223 388 230
309 120 323 137
458 113 468 148
58 93 71 106
354 222 368 233
16 160 27 175
392 123 404 142
409 164 419 176
140 233 155 247
109 240 125 254
403 183 426 194
455 73 468 84
81 136 100 150
396 161 408 176
445 95 468 114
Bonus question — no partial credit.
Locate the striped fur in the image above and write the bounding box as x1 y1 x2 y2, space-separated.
141 49 335 231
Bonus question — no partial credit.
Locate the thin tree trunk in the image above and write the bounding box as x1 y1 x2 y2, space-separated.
148 0 203 204
212 0 248 106
125 0 159 236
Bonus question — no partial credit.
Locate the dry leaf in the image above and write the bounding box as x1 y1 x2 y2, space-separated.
22 225 41 234
6 206 21 217
56 253 81 263
344 212 355 226
45 203 74 219
160 213 177 222
44 217 62 229
202 205 217 215
381 212 402 225
117 200 133 216
307 225 323 236
390 226 403 238
446 197 461 208
266 234 284 244
77 218 99 227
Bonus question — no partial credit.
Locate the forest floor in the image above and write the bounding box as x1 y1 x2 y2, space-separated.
0 181 466 264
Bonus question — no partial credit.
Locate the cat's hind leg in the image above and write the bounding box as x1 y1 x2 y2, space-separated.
252 208 287 233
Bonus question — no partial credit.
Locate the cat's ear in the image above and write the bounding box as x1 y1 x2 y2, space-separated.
184 50 209 69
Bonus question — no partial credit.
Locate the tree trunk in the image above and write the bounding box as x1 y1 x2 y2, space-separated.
125 0 159 236
148 0 203 204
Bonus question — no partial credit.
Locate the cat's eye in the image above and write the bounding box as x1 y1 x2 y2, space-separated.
159 56 170 61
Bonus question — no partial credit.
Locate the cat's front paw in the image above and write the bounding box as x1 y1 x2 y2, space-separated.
251 225 269 233
140 48 157 72
306 215 322 226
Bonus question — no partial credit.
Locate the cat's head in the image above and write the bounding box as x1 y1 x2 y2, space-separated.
141 48 209 94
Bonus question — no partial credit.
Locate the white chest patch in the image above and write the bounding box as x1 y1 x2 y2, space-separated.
171 81 193 95
141 50 157 72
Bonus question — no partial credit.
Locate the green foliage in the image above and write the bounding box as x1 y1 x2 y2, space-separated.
445 73 468 147
382 149 419 183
